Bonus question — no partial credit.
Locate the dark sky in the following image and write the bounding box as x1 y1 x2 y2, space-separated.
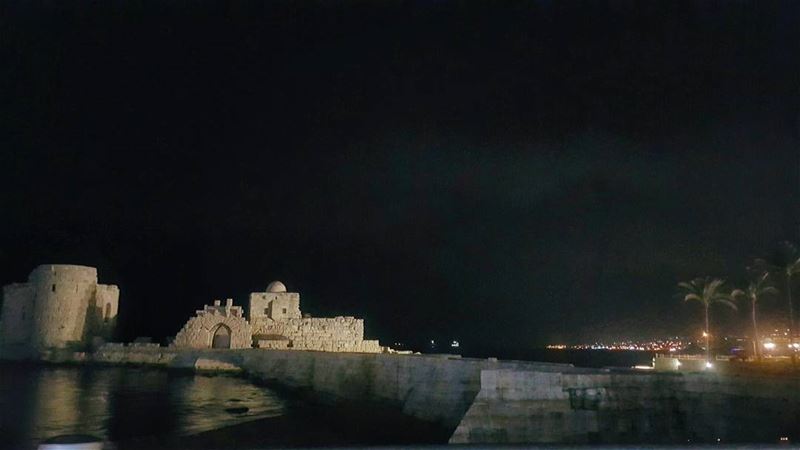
1 1 798 351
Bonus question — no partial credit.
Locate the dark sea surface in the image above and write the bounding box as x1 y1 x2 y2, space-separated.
458 347 656 368
0 350 651 449
0 364 287 449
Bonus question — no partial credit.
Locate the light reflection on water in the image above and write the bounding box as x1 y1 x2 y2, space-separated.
0 364 286 448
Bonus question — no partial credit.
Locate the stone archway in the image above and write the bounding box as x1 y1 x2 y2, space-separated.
172 304 253 349
211 324 231 349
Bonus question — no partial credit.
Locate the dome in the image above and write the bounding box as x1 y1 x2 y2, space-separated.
266 281 287 293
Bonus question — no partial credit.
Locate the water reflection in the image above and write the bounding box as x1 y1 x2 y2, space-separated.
0 364 286 448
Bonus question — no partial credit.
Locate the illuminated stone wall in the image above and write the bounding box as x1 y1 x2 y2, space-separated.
172 281 382 352
247 281 382 353
252 316 381 352
248 291 300 322
172 299 252 349
0 264 119 351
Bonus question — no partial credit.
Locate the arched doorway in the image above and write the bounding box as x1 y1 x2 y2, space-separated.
211 324 231 349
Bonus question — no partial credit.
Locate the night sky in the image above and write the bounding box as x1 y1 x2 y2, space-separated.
1 1 798 353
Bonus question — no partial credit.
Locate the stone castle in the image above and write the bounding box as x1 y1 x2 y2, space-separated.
172 280 381 352
1 265 381 354
0 265 119 352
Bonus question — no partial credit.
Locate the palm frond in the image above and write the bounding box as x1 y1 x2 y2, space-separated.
730 289 746 300
713 298 738 311
761 286 780 296
789 258 800 276
683 293 703 304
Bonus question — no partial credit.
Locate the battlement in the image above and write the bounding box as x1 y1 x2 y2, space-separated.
196 299 245 318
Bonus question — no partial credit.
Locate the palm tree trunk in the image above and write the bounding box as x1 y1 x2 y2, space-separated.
705 304 710 365
752 299 760 361
788 274 796 364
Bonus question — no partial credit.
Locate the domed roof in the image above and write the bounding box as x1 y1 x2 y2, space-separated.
266 281 287 293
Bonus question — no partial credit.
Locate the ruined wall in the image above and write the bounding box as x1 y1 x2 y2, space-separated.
172 300 252 349
88 284 120 340
0 283 34 346
252 316 380 352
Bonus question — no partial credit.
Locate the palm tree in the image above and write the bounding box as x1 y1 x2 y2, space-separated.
755 242 800 359
732 272 778 361
678 277 738 365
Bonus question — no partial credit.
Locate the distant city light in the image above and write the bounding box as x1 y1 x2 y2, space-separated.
705 362 714 369
546 337 688 352
450 340 460 348
764 342 776 350
702 331 708 338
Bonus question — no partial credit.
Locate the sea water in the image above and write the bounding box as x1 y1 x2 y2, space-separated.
0 364 286 449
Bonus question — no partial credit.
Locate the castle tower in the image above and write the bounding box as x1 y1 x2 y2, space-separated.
0 264 119 351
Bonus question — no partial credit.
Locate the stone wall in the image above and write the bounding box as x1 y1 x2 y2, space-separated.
25 345 800 445
82 346 567 429
0 283 34 347
248 291 300 321
228 350 569 427
30 265 98 348
450 368 800 444
172 300 252 349
86 284 120 341
252 316 380 352
0 264 119 351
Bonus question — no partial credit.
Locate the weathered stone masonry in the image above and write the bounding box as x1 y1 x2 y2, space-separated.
254 316 380 352
172 280 381 352
0 264 119 352
172 299 252 349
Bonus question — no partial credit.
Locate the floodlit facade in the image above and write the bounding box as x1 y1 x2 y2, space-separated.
172 281 381 352
0 264 119 352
